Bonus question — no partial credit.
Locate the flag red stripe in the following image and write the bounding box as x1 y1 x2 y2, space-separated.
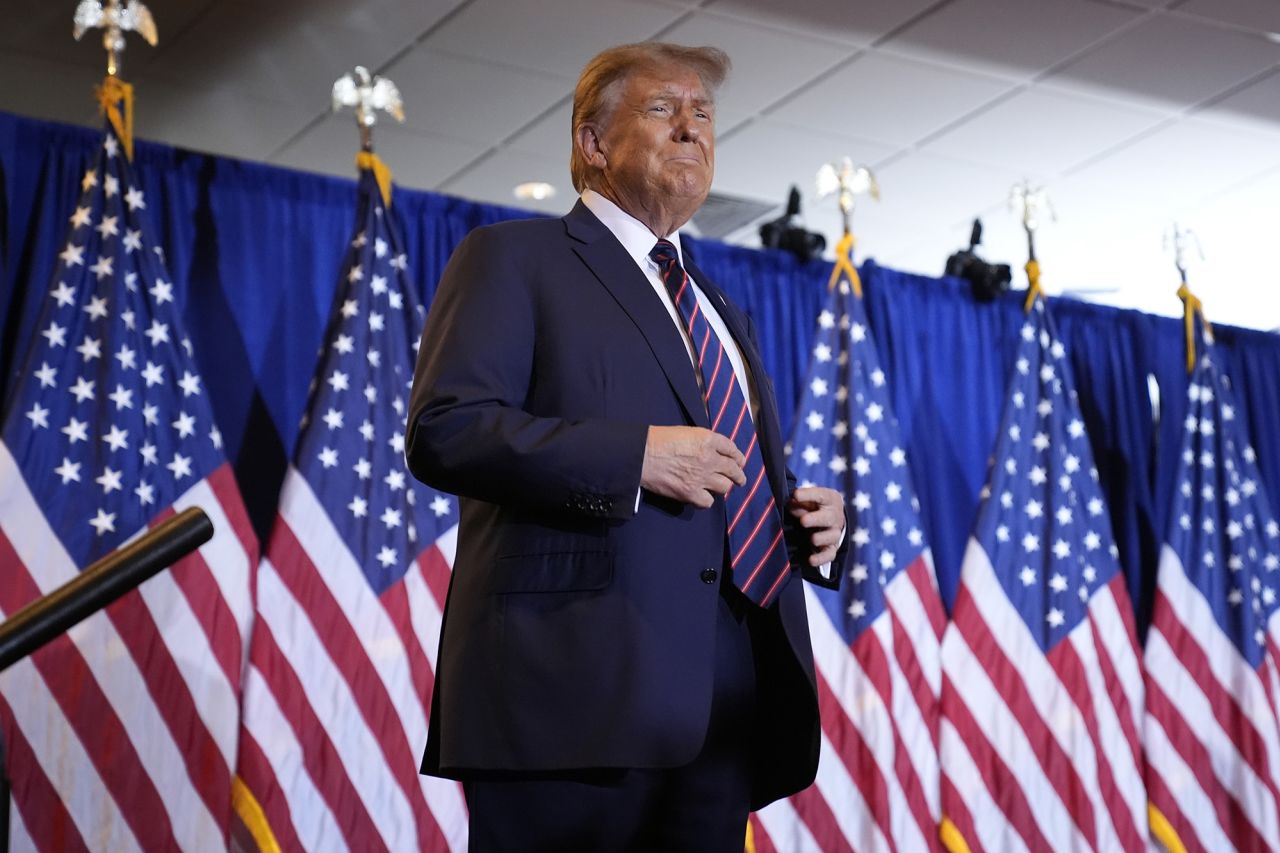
790 783 856 853
380 576 436 725
1142 756 1207 853
815 661 893 845
145 503 240 691
1050 637 1143 851
235 731 305 852
956 606 1098 847
0 695 91 853
942 670 1053 852
250 619 388 851
747 813 778 853
1088 582 1141 760
270 520 443 850
0 540 178 850
939 774 979 853
419 543 453 611
208 463 261 565
1144 658 1268 851
907 556 948 640
1151 587 1280 807
884 606 942 845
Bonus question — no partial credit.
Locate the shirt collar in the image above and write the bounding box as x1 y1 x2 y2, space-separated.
581 189 686 269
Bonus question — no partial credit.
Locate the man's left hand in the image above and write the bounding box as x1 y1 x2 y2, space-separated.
787 487 845 567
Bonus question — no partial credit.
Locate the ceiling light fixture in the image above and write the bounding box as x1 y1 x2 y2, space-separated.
513 181 556 201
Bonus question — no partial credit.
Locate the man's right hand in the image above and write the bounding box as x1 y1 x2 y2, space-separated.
640 426 746 509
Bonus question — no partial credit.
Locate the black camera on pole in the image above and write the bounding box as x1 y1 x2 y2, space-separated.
945 219 1011 302
759 186 826 262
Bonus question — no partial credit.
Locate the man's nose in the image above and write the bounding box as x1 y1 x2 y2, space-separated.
672 113 700 142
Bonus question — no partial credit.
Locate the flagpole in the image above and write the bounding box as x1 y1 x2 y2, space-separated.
1010 180 1053 312
816 157 878 294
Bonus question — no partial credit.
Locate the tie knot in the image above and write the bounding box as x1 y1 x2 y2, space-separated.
649 239 679 269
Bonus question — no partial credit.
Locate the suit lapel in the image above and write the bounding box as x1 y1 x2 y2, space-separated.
564 202 708 428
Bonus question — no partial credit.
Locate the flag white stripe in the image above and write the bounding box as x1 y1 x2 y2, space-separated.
175 477 254 644
940 606 1086 848
806 588 913 849
1090 582 1145 736
257 557 413 850
938 716 1030 853
1145 627 1280 845
872 614 936 849
1143 705 1235 853
1156 545 1280 774
3 655 138 851
812 727 890 852
1072 587 1148 835
279 470 428 742
1064 616 1124 852
0 445 224 848
239 662 344 851
884 566 942 815
756 797 822 853
401 559 469 851
959 540 1118 841
9 795 34 853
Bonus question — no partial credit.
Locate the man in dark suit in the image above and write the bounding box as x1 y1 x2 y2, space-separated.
407 41 847 852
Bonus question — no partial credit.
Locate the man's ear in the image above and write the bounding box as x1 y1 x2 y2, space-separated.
576 124 607 169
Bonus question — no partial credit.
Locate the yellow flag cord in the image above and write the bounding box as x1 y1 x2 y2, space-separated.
1177 282 1210 374
355 150 394 207
827 231 862 296
95 75 134 161
1022 258 1041 313
231 776 282 853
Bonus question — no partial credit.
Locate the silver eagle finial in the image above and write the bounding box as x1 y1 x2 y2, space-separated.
816 157 880 236
73 0 158 77
332 66 405 151
1009 180 1055 260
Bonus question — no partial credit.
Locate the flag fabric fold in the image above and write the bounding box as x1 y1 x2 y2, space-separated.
1142 330 1280 853
938 298 1148 852
232 162 467 851
0 122 257 850
753 263 946 852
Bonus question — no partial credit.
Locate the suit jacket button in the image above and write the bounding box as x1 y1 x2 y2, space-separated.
700 568 717 584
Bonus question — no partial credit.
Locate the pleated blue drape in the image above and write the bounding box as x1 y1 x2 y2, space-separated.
3 110 1277 635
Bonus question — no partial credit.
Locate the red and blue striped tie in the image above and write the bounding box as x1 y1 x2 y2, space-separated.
650 239 792 607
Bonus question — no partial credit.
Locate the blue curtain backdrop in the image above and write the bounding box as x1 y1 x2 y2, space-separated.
3 109 1278 638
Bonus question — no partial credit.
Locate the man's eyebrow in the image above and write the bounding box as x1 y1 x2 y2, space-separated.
651 88 714 108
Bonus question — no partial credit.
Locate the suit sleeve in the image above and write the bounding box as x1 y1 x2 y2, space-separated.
406 225 647 520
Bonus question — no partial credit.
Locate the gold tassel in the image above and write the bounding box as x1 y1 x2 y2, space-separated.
95 75 135 161
1022 258 1041 313
355 151 393 207
1177 282 1211 374
827 231 862 296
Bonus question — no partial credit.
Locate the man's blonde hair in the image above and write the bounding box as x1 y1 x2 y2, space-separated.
570 42 730 193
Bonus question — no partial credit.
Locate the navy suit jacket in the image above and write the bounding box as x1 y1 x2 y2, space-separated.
406 200 843 808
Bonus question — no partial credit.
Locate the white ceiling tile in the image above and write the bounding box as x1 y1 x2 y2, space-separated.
140 0 459 105
882 0 1140 80
924 87 1167 175
768 51 1015 147
1175 0 1280 35
505 101 574 160
383 48 571 145
132 79 318 162
872 151 1034 230
1046 12 1280 110
659 12 852 129
1195 67 1280 132
422 0 687 78
269 113 481 188
703 0 943 46
713 119 900 205
440 149 571 214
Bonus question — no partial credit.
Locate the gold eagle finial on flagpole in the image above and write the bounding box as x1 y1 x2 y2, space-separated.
332 66 405 154
1009 180 1055 312
816 157 879 295
332 67 405 206
72 0 158 78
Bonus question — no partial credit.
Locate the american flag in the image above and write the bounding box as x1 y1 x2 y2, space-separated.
1142 335 1280 852
752 266 946 851
0 123 257 849
937 298 1148 852
231 164 467 851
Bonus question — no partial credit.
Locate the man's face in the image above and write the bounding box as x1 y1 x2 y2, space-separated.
591 64 715 231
